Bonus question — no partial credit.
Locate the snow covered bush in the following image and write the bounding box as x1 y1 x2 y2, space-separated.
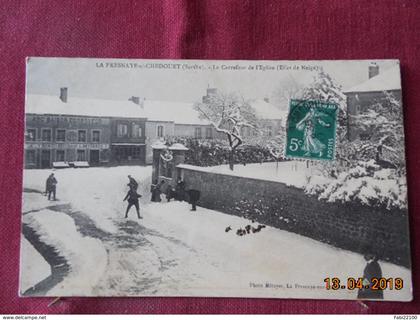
165 136 275 167
305 160 407 210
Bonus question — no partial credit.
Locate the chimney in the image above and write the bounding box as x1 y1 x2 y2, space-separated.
128 96 144 108
202 87 217 103
60 87 68 103
207 87 217 96
264 97 270 103
368 63 379 79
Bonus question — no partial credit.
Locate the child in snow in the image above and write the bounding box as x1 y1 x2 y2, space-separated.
123 188 142 219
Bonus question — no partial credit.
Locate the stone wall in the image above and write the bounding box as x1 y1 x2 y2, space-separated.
179 165 411 268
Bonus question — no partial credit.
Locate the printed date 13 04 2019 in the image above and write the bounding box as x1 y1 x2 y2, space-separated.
324 277 403 290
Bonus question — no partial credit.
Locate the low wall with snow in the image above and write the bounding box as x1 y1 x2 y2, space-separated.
178 164 411 267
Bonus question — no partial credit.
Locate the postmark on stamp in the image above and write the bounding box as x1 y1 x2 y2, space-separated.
285 99 338 161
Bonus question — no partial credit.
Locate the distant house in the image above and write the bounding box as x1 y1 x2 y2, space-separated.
249 98 288 138
343 64 402 141
140 99 214 164
140 89 287 163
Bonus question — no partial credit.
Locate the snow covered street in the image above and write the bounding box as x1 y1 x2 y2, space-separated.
21 166 412 300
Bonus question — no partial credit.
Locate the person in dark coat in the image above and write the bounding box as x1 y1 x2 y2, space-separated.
123 188 142 219
127 175 138 191
45 173 57 201
187 189 200 211
175 177 186 201
357 254 384 300
150 179 162 202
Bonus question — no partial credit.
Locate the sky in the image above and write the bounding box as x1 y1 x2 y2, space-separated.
26 57 399 108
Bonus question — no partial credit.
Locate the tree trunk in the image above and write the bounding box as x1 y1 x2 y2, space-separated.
229 151 234 171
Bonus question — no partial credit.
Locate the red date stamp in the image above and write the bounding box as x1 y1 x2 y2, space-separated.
324 277 403 290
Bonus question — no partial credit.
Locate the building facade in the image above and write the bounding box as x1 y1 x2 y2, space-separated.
25 114 112 168
24 91 148 168
110 118 147 165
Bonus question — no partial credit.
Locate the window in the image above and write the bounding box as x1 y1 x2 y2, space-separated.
117 124 128 137
56 129 66 142
115 146 142 160
205 127 213 139
56 150 65 161
78 130 87 142
92 130 100 142
42 129 52 141
26 150 36 165
195 127 202 139
132 124 142 138
26 129 36 141
131 147 141 159
77 150 86 161
157 125 164 138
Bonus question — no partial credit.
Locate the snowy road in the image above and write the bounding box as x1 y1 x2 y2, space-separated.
21 165 412 300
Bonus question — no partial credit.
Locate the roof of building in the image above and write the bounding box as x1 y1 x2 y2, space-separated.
26 94 148 119
343 66 401 94
249 99 288 120
142 100 210 125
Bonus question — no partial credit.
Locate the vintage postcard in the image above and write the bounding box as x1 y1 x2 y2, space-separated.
20 58 412 301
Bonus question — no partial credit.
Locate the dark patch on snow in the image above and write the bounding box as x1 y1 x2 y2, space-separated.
47 204 112 239
21 224 71 296
23 188 43 194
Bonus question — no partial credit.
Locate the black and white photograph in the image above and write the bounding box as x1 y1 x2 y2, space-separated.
20 58 412 301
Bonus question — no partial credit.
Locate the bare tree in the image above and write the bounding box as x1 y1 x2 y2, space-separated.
266 133 285 174
273 74 306 109
194 92 258 170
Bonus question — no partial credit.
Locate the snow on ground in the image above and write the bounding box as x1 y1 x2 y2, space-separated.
140 201 412 300
178 161 315 188
23 166 152 233
21 166 412 300
19 237 51 293
23 210 107 296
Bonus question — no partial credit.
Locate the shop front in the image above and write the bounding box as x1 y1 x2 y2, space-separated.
111 143 146 165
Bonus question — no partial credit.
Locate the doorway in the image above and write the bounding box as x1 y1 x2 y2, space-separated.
41 150 51 168
90 150 100 165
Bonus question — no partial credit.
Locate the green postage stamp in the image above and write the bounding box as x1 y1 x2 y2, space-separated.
285 99 338 161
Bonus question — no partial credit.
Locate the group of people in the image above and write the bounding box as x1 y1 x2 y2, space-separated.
123 175 201 219
43 173 200 220
150 177 201 211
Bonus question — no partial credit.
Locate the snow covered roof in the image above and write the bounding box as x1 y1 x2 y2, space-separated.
343 66 401 93
26 94 288 124
250 99 288 120
26 94 147 118
151 141 167 149
142 100 210 125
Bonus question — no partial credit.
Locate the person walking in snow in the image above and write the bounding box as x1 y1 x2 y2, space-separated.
123 188 142 219
45 173 57 201
187 189 200 211
127 175 138 191
150 179 163 202
357 254 384 300
175 177 186 201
